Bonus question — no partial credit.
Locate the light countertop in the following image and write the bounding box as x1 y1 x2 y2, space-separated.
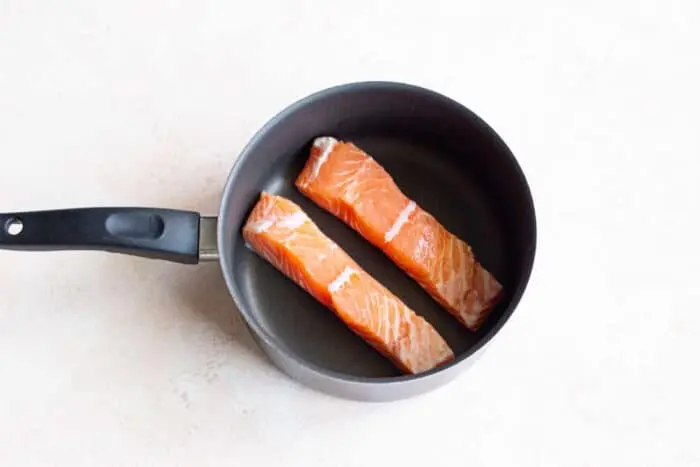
1 1 699 466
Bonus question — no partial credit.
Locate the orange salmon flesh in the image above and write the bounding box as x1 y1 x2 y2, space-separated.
242 192 455 375
296 137 503 331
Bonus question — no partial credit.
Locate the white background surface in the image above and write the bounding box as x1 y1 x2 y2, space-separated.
1 1 699 465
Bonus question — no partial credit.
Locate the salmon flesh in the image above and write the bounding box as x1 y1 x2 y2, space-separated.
242 192 455 375
296 137 503 331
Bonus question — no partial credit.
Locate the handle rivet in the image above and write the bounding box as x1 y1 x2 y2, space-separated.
4 217 23 236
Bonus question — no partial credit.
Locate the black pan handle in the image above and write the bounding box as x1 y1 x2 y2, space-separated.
0 208 218 264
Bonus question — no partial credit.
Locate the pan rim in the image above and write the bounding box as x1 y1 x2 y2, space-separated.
217 80 537 385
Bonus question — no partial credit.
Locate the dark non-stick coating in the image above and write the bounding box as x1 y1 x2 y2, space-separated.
219 82 536 381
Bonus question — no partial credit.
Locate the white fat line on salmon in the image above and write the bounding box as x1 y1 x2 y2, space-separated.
309 136 338 181
384 201 416 242
328 266 357 293
249 218 274 233
277 211 309 230
249 211 308 234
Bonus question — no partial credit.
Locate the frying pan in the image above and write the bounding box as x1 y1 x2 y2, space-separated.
0 82 536 401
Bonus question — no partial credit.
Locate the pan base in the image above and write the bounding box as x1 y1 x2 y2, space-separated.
236 135 510 378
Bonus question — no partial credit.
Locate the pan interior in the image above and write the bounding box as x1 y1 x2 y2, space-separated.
223 84 534 379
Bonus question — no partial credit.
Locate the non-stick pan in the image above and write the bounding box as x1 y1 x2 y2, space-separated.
0 82 536 401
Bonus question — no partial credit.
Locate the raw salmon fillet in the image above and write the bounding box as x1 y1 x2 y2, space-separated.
242 192 454 375
295 137 503 331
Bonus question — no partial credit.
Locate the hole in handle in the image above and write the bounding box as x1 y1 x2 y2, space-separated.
4 217 23 236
